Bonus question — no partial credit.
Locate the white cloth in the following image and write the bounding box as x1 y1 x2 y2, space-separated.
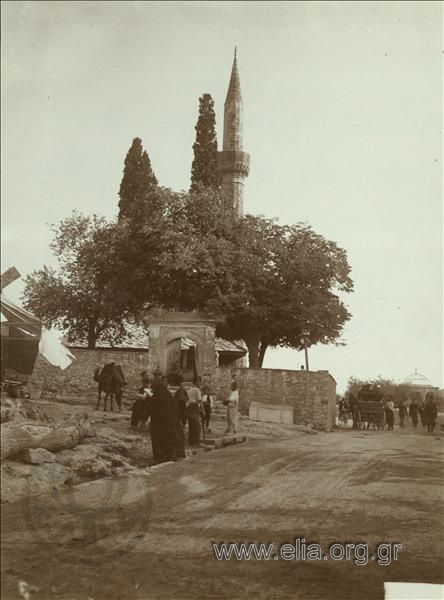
188 386 202 404
228 389 239 407
38 328 75 370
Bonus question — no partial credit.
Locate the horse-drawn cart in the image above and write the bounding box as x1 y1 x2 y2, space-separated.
357 401 385 430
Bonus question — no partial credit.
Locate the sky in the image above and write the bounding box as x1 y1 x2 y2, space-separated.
1 1 443 393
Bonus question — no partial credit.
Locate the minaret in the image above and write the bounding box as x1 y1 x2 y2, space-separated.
219 49 250 217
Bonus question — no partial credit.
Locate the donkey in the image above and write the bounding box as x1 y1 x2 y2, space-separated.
94 363 126 412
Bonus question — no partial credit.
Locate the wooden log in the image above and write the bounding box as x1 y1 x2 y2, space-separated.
0 414 95 460
1 266 21 290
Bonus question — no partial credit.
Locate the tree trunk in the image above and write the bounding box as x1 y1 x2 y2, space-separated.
87 323 97 349
1 414 95 460
245 334 261 368
258 340 269 368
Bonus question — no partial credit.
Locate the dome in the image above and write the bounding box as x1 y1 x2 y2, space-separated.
403 368 432 387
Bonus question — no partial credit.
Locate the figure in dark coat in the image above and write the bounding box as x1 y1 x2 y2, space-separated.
174 383 188 427
349 395 359 429
423 393 438 433
187 402 201 446
409 399 419 428
147 376 186 464
398 399 407 428
419 401 426 428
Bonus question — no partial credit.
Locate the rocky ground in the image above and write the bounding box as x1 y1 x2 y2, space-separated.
1 395 443 600
1 394 312 505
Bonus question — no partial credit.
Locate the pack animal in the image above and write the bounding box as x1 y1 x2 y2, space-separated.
94 363 126 412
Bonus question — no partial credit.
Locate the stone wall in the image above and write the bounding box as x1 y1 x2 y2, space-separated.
30 349 336 430
213 367 336 431
31 348 149 401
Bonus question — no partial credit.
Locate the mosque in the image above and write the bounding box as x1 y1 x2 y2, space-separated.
403 368 441 403
27 51 338 430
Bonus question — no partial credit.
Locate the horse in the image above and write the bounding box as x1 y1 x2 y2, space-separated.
94 363 126 412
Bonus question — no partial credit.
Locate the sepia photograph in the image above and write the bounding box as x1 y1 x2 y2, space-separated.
1 2 443 599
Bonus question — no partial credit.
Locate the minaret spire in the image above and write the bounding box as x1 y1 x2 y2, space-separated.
219 49 250 216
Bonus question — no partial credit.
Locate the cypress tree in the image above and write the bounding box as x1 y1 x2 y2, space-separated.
190 94 221 192
118 138 158 218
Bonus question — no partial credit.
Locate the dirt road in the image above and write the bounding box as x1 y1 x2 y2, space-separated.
2 426 443 600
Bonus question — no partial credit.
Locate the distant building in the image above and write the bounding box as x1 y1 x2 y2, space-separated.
403 368 439 402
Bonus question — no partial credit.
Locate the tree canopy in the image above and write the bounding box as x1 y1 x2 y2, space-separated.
190 94 221 192
112 187 353 366
24 130 354 365
23 212 127 349
118 137 158 219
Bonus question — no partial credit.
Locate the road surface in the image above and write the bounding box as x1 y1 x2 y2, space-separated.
1 426 443 600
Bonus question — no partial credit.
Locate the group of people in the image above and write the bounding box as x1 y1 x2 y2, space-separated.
174 380 214 446
402 394 438 433
130 371 240 464
338 387 439 433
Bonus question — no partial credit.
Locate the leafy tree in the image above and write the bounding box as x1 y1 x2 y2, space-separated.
22 212 127 348
115 187 353 367
25 186 353 364
215 216 353 367
111 186 193 313
118 137 158 219
190 94 221 192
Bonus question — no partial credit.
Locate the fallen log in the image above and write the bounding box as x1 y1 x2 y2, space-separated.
1 414 96 460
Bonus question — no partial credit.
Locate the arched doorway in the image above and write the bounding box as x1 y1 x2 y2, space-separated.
145 310 223 387
166 337 199 384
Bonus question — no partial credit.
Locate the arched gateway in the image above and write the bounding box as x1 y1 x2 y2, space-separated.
144 309 223 386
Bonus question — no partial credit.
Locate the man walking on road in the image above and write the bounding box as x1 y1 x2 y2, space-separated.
423 393 438 434
398 398 407 428
409 397 419 428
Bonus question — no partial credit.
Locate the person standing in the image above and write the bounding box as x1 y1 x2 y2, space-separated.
385 396 395 430
409 397 419 428
338 397 349 425
201 385 214 432
174 382 188 427
225 381 239 434
147 374 185 464
423 392 438 434
187 381 202 446
419 399 426 428
348 394 359 429
130 372 152 429
398 398 407 429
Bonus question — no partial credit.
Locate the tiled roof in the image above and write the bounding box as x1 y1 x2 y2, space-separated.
67 322 246 355
215 338 247 354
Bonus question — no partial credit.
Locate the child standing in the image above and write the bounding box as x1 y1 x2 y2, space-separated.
201 385 214 432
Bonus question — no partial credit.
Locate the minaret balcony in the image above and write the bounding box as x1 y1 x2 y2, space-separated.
218 150 250 177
